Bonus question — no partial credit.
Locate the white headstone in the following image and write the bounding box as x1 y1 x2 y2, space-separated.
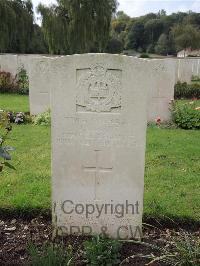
177 58 200 83
0 54 54 115
52 54 148 239
26 56 52 115
0 54 18 76
147 59 176 122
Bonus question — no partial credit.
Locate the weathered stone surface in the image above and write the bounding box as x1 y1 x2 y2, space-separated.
0 54 18 76
147 59 177 122
0 54 199 119
0 54 52 115
177 58 200 83
51 54 149 239
26 56 52 115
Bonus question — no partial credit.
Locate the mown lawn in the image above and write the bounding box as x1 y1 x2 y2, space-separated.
145 126 200 221
0 94 199 222
0 94 29 112
0 125 51 212
0 93 199 114
0 124 199 222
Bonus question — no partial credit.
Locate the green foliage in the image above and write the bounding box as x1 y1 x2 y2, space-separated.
17 67 29 95
0 0 34 53
146 44 155 54
83 235 121 265
0 2 199 55
0 71 17 93
0 111 15 172
36 4 69 55
106 38 123 54
191 75 200 82
144 18 164 44
111 11 130 48
38 0 118 54
140 53 150 58
171 101 200 129
0 1 200 55
155 33 169 55
28 244 74 266
34 110 51 126
0 69 29 95
171 24 200 51
28 24 48 54
174 81 200 99
125 21 145 51
114 11 200 55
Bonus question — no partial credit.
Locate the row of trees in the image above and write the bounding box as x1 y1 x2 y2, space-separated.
0 0 47 53
111 10 200 55
37 0 118 54
0 0 33 53
0 0 200 55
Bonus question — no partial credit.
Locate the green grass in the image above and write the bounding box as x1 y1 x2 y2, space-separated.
0 124 199 221
176 99 200 105
0 93 29 112
145 127 200 221
0 95 199 221
0 125 51 212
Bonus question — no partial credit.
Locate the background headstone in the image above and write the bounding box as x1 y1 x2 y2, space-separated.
0 54 18 76
147 59 177 122
0 54 53 115
27 56 52 115
1 54 200 119
176 58 200 83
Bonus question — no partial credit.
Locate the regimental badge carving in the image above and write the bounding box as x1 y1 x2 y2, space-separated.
76 65 122 112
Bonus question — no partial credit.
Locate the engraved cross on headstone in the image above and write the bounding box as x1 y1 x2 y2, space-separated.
83 150 113 200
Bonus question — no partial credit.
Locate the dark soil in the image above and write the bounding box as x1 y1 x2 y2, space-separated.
0 214 199 266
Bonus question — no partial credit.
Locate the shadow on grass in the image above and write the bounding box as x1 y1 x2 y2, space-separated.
0 208 199 231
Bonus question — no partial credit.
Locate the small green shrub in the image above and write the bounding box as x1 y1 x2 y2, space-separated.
83 235 121 266
0 68 29 95
174 81 200 99
17 67 29 95
28 244 74 266
191 75 200 82
139 53 150 58
34 110 51 126
0 71 18 93
171 101 200 129
0 111 15 172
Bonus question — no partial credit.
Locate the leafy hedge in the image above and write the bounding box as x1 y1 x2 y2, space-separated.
139 53 150 58
171 101 200 129
0 69 29 95
191 75 200 82
174 81 200 99
0 71 18 93
0 111 15 172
